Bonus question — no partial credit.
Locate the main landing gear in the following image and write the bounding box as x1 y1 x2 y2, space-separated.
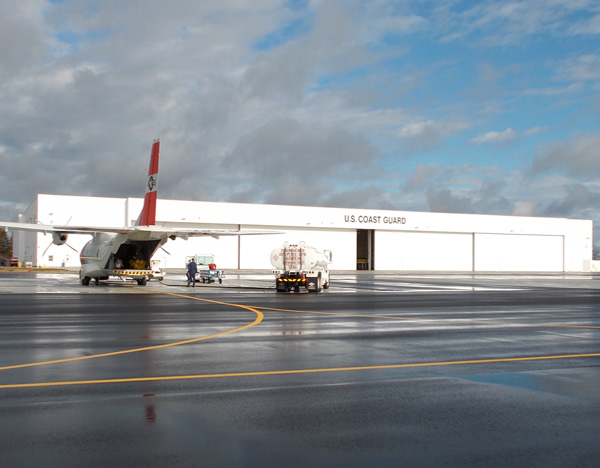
79 272 148 286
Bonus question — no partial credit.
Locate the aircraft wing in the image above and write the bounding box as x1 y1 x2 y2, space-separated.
0 221 133 235
132 225 280 239
0 221 278 238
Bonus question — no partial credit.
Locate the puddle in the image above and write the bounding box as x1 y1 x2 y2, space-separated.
461 369 600 400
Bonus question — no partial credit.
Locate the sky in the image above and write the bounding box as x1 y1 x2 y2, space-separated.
1 0 599 249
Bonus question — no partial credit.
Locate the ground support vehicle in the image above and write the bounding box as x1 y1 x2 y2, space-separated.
271 242 332 293
149 260 166 281
199 267 224 284
185 254 224 285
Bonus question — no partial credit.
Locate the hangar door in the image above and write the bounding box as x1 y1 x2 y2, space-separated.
474 234 564 272
357 230 374 270
375 231 473 271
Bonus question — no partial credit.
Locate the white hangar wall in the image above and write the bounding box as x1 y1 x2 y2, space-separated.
15 194 594 272
371 210 590 272
375 231 566 272
474 234 564 272
375 232 474 271
15 195 128 268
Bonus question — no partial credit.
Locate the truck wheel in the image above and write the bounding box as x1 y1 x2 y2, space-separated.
81 276 91 286
323 281 330 289
137 277 147 286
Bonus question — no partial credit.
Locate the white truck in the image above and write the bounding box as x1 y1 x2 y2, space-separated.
271 242 332 293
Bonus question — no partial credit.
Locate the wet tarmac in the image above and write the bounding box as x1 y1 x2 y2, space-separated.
1 271 599 467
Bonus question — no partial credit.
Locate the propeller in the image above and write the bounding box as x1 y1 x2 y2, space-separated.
41 216 78 257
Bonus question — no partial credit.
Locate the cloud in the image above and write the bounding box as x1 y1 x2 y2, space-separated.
512 200 537 216
568 13 600 35
438 0 600 46
358 2 428 44
396 119 469 153
404 164 441 191
321 185 397 210
556 54 600 82
520 83 583 96
541 184 600 218
0 2 46 79
470 128 516 144
531 135 600 178
219 117 378 203
522 126 546 137
426 178 511 215
469 126 546 145
0 1 382 214
243 1 373 102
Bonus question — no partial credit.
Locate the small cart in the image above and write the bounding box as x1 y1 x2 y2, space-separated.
186 255 224 284
199 265 224 284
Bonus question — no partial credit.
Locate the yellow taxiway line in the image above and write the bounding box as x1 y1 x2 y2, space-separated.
2 289 599 390
1 352 599 389
0 290 263 371
253 305 600 330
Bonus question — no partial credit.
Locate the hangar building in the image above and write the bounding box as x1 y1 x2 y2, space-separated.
13 194 594 272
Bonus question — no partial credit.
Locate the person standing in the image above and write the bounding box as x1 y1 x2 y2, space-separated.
187 259 197 287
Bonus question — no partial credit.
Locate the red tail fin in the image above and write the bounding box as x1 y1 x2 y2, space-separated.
136 140 160 226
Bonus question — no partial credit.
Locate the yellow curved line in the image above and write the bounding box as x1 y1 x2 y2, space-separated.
2 352 599 389
253 305 600 329
0 290 263 371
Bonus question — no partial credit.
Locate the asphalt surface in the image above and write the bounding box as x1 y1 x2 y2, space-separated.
0 270 599 467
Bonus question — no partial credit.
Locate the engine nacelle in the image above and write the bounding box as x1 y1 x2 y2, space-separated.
52 232 69 246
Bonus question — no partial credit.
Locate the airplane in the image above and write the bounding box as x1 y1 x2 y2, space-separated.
0 140 275 285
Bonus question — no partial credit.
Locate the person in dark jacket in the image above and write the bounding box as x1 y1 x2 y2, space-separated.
187 259 197 287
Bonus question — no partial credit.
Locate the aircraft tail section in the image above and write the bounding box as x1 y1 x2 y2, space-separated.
136 140 160 226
